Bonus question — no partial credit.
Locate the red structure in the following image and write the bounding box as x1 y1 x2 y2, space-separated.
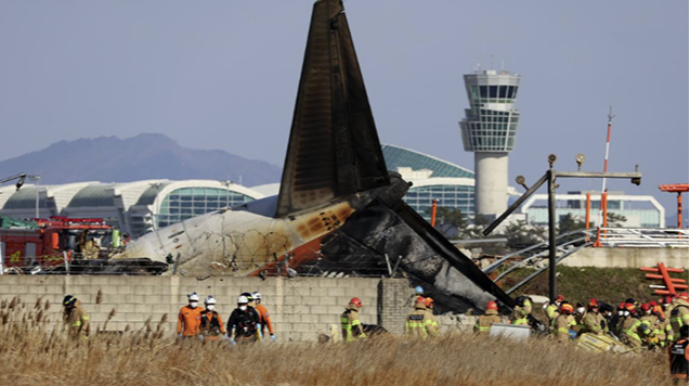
659 183 688 229
641 262 687 296
0 216 113 268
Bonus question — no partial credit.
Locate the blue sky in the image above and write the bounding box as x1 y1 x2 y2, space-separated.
1 1 687 217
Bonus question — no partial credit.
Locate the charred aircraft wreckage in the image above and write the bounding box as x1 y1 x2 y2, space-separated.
113 0 513 312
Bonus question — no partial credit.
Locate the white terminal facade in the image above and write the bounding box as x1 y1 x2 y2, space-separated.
460 69 521 218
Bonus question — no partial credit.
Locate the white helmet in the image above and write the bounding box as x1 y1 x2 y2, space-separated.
205 295 216 305
252 291 262 301
188 292 200 301
237 295 248 304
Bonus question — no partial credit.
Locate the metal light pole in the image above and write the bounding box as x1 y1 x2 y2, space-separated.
547 156 558 301
483 154 642 303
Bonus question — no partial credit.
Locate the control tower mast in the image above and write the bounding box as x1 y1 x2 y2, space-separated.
460 69 521 218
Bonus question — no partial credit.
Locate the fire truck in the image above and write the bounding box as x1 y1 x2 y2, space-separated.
0 216 117 270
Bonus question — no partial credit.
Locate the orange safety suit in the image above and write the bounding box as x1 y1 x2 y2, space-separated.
199 309 226 340
255 304 274 336
177 305 203 337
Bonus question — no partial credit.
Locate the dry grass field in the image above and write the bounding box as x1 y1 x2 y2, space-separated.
0 297 675 386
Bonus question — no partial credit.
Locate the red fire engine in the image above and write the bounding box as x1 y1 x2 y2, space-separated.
0 216 115 269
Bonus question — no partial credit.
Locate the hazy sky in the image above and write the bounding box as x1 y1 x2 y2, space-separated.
1 1 688 218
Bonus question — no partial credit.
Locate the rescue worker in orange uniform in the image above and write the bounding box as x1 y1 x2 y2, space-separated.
252 291 276 342
555 303 576 344
341 297 366 342
669 325 689 384
63 295 90 339
177 292 203 338
199 295 226 341
474 301 502 334
583 299 607 336
405 296 439 339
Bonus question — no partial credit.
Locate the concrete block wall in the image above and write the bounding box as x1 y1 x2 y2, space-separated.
378 279 413 334
0 275 400 341
562 247 689 269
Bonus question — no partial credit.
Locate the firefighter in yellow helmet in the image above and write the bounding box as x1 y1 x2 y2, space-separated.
474 301 502 334
63 295 90 339
340 298 366 342
405 296 439 339
555 302 576 343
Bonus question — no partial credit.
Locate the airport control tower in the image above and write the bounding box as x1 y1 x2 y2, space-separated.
460 69 521 218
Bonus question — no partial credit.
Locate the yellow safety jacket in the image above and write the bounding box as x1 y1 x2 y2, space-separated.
405 305 439 339
340 306 365 342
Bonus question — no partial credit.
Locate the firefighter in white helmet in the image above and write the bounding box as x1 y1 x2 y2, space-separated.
199 295 226 341
252 291 276 342
227 295 261 344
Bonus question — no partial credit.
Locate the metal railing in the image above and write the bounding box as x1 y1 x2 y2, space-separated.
485 227 688 293
593 227 688 248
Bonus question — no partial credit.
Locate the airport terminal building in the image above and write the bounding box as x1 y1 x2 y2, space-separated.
0 180 262 238
381 144 477 221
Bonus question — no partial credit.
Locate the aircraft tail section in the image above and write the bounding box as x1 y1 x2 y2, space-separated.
275 0 390 218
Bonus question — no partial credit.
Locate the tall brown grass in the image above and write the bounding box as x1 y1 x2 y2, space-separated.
0 297 676 386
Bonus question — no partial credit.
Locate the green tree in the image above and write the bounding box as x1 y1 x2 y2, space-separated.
559 213 584 234
504 220 546 249
606 212 627 227
558 213 586 243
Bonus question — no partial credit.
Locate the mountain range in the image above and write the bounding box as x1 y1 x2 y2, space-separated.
0 134 282 187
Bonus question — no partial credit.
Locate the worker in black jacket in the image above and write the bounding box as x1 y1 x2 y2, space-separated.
227 295 261 344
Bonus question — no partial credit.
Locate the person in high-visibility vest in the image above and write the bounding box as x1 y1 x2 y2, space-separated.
474 301 502 335
640 303 663 348
63 295 90 339
663 297 677 347
669 325 689 383
671 292 689 341
511 296 532 326
583 299 606 335
572 303 587 336
545 294 565 329
620 303 644 349
405 296 439 339
555 303 576 344
340 298 366 342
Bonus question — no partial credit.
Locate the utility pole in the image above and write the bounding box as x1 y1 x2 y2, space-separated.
547 161 557 301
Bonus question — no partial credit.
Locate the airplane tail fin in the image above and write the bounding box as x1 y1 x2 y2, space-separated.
275 0 390 218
